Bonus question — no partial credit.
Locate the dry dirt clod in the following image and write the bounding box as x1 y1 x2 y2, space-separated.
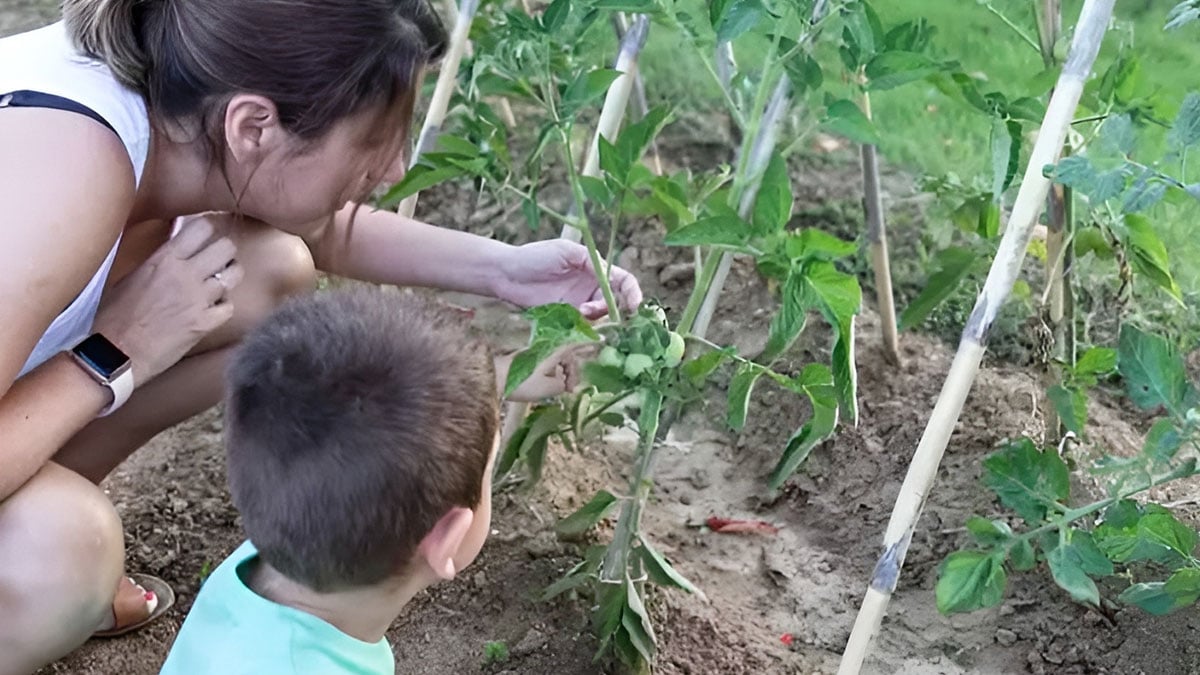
996 628 1018 646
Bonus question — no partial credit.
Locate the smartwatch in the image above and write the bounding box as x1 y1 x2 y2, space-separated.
69 333 134 417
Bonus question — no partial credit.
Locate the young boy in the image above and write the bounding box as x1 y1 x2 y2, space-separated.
159 287 587 674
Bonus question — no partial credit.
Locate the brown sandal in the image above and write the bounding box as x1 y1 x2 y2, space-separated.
92 574 175 639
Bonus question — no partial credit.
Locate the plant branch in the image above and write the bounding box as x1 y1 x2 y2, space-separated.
984 1 1043 54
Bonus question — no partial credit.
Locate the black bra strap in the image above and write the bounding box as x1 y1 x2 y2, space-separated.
0 90 119 136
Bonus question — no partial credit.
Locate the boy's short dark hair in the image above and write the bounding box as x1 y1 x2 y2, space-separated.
224 286 499 592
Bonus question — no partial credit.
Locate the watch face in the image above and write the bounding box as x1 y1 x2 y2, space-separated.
73 334 130 379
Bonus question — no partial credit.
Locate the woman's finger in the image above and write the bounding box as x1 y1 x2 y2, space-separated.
189 236 238 278
166 217 217 260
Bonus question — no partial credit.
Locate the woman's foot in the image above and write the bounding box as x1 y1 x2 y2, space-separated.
93 574 175 638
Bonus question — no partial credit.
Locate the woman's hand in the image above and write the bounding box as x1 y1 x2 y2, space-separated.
92 217 244 384
492 239 643 320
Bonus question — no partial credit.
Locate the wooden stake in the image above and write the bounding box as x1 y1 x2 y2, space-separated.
858 87 902 367
836 2 1115 672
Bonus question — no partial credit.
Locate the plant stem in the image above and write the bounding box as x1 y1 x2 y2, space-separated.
837 2 1116 672
559 124 621 322
985 1 1043 54
600 389 665 583
500 184 576 225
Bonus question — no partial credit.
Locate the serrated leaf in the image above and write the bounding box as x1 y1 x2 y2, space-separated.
769 395 837 489
1164 567 1200 608
1047 540 1101 606
1144 418 1184 463
1118 324 1190 412
1139 512 1199 559
1047 384 1087 435
556 489 619 536
1049 155 1097 193
784 52 823 93
1122 173 1169 214
1167 92 1200 151
785 229 859 261
682 348 730 383
898 246 977 331
991 118 1021 200
865 51 940 90
761 269 807 363
936 551 1007 614
727 363 765 432
663 216 749 247
966 516 1013 546
639 536 704 597
1098 113 1136 156
751 152 793 235
823 99 882 145
982 439 1069 524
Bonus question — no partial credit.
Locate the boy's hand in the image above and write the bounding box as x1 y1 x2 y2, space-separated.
500 342 600 402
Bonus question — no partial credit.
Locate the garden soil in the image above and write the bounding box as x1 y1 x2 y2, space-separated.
7 6 1200 674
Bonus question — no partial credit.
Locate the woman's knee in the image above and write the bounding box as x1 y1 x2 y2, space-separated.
0 463 124 671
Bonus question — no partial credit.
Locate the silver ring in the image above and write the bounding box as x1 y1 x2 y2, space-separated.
212 271 223 284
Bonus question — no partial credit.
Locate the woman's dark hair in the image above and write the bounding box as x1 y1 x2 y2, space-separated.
64 0 446 173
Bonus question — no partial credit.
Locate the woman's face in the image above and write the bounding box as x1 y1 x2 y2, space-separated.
227 101 407 236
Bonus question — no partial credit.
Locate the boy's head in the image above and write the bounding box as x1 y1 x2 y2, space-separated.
224 286 499 593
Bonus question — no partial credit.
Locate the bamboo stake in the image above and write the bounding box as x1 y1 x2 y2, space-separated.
836 2 1115 672
858 87 902 367
398 0 481 218
503 16 651 447
558 15 651 242
613 13 663 176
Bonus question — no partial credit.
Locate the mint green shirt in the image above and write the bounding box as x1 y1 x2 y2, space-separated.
160 541 394 675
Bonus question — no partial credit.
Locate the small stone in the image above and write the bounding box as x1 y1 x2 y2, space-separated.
513 628 548 656
996 629 1018 646
658 262 694 286
678 494 692 505
526 532 559 558
1000 604 1016 616
472 571 486 588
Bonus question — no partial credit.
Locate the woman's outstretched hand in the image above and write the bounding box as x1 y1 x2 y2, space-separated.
492 239 643 320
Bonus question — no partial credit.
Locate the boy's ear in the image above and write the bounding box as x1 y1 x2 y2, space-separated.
416 507 475 581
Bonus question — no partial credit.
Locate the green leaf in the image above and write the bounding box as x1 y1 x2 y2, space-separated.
784 53 823 94
727 363 765 432
1096 503 1194 566
799 262 860 424
591 0 657 12
769 394 837 489
785 229 859 261
584 362 628 393
1049 155 1097 194
505 304 601 397
1007 96 1045 122
522 195 539 230
1121 172 1169 214
761 268 807 363
978 201 1000 239
663 216 749 247
1139 512 1199 559
965 516 1013 547
579 175 614 206
562 68 622 115
751 152 793 235
682 348 730 383
898 246 977 331
1120 582 1177 615
1144 418 1184 463
1010 539 1037 571
1075 347 1117 377
507 405 568 484
990 118 1021 200
982 439 1069 524
541 553 598 600
1047 539 1102 606
715 0 768 43
621 580 656 663
1047 384 1087 435
1071 530 1115 576
639 536 703 596
865 51 939 90
823 99 882 145
1164 567 1200 608
1074 227 1114 260
1118 324 1189 412
1167 92 1200 152
556 489 619 536
377 163 465 208
1099 113 1136 156
541 0 570 32
935 551 1007 614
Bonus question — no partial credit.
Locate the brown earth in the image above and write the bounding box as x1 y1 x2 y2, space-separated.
7 6 1200 675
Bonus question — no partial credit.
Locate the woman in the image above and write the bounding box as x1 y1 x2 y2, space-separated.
0 0 641 671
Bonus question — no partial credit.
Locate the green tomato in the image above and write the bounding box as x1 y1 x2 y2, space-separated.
623 353 655 380
598 345 624 369
663 331 685 367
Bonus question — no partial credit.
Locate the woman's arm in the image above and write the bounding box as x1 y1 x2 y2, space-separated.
0 111 134 499
309 203 511 297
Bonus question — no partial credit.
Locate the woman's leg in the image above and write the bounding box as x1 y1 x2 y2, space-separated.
0 214 316 674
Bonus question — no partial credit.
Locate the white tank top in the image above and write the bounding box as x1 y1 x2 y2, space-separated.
0 21 151 377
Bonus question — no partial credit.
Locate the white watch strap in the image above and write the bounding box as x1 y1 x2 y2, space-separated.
98 368 134 417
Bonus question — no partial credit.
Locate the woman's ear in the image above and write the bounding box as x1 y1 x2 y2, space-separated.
416 507 475 581
224 94 286 165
